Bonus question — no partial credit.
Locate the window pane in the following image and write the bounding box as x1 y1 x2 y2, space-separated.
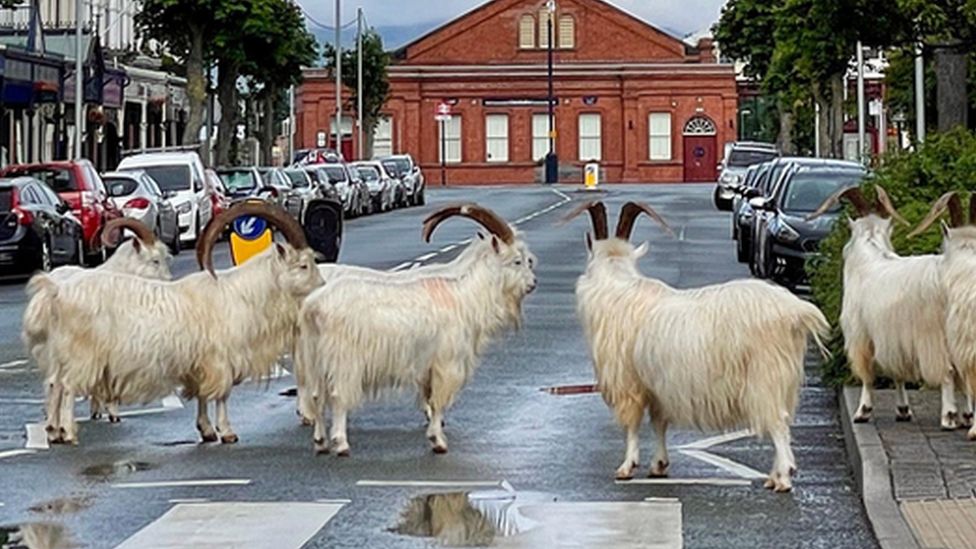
439 117 462 164
532 114 550 162
519 15 535 49
578 114 601 161
538 10 551 48
373 116 392 158
486 114 509 163
648 112 672 160
558 16 574 49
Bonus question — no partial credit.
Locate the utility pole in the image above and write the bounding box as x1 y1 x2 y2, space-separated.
914 43 925 144
288 85 295 165
856 41 866 163
334 0 342 158
544 0 557 184
814 102 821 158
73 0 84 159
356 7 363 160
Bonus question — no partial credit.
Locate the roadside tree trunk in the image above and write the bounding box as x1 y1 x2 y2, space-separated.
215 58 240 166
934 43 969 132
182 26 206 148
828 73 845 159
260 88 275 165
776 98 795 155
812 86 830 158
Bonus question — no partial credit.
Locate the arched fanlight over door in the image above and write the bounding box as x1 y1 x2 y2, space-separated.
683 116 717 136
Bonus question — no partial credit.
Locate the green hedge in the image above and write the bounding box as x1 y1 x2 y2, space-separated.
808 128 976 387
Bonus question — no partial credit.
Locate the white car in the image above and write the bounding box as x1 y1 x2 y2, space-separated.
117 152 213 242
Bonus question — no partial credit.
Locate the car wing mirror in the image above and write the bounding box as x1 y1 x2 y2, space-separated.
748 197 770 210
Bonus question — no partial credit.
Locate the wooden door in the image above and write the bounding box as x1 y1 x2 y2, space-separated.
683 135 717 182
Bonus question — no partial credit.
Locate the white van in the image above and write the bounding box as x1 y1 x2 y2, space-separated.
117 152 213 242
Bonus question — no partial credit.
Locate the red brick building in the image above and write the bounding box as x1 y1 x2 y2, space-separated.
296 0 738 184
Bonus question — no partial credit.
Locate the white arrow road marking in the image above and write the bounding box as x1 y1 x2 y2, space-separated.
678 449 766 480
114 502 344 549
357 479 504 488
675 429 753 450
617 477 752 487
0 448 37 460
112 479 252 489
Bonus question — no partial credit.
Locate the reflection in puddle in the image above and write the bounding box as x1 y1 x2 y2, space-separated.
0 522 73 549
79 460 153 480
392 490 554 546
28 496 91 515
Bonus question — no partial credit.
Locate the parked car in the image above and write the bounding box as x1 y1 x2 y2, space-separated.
102 171 181 253
351 161 394 212
380 154 425 206
714 143 780 211
293 148 343 166
215 167 278 204
317 163 366 217
749 165 867 283
257 167 303 219
0 176 83 274
116 152 213 243
203 168 230 219
2 159 121 265
284 168 331 221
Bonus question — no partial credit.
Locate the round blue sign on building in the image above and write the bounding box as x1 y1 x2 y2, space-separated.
232 215 268 241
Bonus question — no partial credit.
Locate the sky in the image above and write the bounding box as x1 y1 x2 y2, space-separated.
298 0 729 49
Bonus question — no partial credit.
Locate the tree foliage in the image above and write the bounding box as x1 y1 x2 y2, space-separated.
322 30 391 157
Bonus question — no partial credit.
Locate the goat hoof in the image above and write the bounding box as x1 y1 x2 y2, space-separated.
300 417 313 427
220 433 239 444
763 478 775 490
789 466 797 476
108 415 121 424
432 445 448 455
852 415 870 424
774 482 792 493
941 412 959 431
336 448 350 457
648 461 669 478
199 432 219 443
90 412 102 420
967 429 976 442
961 413 974 429
44 424 55 433
896 410 913 422
313 439 329 455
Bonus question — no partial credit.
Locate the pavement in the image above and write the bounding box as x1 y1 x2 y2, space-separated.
0 183 878 548
841 387 976 549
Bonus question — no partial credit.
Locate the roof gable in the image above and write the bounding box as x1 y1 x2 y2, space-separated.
397 0 690 65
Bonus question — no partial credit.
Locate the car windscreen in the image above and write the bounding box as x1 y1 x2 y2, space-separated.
781 171 866 213
8 167 77 193
139 165 191 192
218 170 258 192
285 170 309 188
322 166 347 183
382 159 410 176
104 177 139 197
728 150 778 168
356 166 380 182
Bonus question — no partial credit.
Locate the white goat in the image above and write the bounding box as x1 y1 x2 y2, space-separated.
569 201 828 492
910 191 976 438
35 201 322 444
297 204 536 455
22 218 172 441
808 187 964 430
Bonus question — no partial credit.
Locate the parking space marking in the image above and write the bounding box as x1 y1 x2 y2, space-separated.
678 449 766 480
168 498 210 504
676 429 753 450
617 477 753 487
0 448 37 460
115 501 345 549
24 423 48 450
357 479 503 488
113 479 252 489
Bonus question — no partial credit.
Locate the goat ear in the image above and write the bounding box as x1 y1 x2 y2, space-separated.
132 238 142 253
490 235 501 254
634 242 649 257
846 216 855 229
584 232 593 252
274 242 286 258
941 220 951 239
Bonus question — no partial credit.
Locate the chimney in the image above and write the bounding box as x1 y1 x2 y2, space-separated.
697 38 716 64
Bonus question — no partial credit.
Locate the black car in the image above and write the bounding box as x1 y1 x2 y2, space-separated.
0 176 83 274
749 166 867 283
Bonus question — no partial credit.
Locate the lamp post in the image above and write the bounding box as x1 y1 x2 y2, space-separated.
334 0 342 158
544 0 557 184
73 0 83 159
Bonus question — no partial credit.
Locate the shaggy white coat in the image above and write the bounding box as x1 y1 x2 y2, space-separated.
297 235 536 455
937 226 976 438
577 238 828 492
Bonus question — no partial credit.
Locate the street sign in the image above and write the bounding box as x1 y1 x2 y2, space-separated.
230 214 272 266
436 102 451 117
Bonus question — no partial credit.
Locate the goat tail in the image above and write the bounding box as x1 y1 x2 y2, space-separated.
795 300 831 360
22 274 59 350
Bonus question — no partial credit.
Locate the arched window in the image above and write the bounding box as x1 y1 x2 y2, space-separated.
518 14 536 49
683 116 717 135
538 9 552 48
558 15 575 49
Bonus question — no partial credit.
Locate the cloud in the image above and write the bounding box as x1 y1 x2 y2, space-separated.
299 0 726 38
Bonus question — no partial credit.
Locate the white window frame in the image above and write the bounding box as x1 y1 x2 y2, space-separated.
372 116 393 158
648 112 672 161
439 116 462 164
532 113 550 162
578 113 602 161
485 114 509 163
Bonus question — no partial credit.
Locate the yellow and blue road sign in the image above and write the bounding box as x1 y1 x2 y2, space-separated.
229 214 273 266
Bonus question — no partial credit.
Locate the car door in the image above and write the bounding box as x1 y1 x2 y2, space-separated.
23 184 64 262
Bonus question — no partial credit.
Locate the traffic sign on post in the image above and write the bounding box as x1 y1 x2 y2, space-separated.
229 212 273 266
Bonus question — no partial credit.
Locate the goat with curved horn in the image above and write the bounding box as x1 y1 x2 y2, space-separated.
908 191 965 238
873 186 910 226
101 217 156 248
559 201 609 240
615 202 674 240
197 200 308 277
806 186 871 221
422 203 514 244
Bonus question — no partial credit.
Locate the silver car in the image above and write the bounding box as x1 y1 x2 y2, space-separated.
351 161 394 212
103 170 181 253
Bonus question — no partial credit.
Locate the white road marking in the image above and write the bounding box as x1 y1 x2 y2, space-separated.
409 262 421 270
356 479 503 488
678 226 687 241
415 252 436 261
161 394 184 409
315 498 352 504
676 429 753 450
168 498 210 504
679 449 767 480
438 245 457 253
115 502 344 549
550 188 572 201
0 448 37 460
112 479 252 489
390 261 412 272
25 423 49 450
0 397 45 405
617 477 753 487
0 359 28 369
115 407 181 418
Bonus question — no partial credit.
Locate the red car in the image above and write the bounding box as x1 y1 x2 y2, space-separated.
2 160 121 264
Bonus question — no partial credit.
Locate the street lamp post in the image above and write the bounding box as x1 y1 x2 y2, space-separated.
334 0 342 158
544 0 557 184
73 0 83 159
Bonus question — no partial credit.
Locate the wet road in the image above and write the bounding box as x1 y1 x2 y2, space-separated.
0 184 877 548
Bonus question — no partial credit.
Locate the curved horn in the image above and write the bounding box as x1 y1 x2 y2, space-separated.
422 203 514 244
615 201 674 240
559 201 608 240
196 199 307 277
907 191 965 238
806 186 870 221
101 217 156 248
873 186 909 226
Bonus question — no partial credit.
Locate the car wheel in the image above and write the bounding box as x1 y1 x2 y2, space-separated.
75 237 84 265
736 233 750 263
194 212 202 241
713 186 732 211
417 190 426 206
169 229 181 254
754 233 772 279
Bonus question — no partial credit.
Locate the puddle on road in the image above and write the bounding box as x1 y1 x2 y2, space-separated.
0 522 73 548
79 460 154 480
28 496 92 515
391 490 555 547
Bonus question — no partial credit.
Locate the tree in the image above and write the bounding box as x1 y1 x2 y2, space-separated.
322 29 391 158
